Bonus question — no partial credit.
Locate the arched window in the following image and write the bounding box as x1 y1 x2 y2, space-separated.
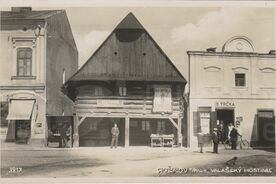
17 48 32 76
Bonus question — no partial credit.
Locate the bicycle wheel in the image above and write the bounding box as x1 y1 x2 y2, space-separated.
241 139 250 149
223 139 231 150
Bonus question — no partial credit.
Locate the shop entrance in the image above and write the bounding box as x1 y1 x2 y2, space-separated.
216 109 235 142
79 118 125 147
15 120 31 143
129 119 176 146
258 110 275 148
47 116 73 148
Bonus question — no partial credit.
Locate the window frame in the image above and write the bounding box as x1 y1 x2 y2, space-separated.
16 47 33 77
119 87 127 97
235 73 246 87
141 120 150 131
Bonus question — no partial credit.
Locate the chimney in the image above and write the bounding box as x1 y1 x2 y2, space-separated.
11 7 32 13
269 50 276 55
206 47 216 52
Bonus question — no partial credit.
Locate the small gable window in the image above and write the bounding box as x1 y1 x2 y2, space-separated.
235 73 246 87
17 48 32 76
119 87 127 96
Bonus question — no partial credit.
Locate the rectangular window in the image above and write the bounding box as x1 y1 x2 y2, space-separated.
157 120 166 134
235 73 246 87
119 87 127 96
141 120 150 131
95 87 103 96
0 102 8 127
130 120 138 127
90 122 98 131
17 48 32 76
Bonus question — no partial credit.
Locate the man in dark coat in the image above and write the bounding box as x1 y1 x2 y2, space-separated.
212 128 219 153
230 127 240 150
110 123 120 149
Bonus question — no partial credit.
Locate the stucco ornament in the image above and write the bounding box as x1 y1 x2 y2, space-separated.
222 36 254 52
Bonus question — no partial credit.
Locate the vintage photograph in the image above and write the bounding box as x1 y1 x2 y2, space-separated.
0 0 275 182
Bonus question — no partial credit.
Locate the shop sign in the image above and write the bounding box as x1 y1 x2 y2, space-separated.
97 99 123 107
215 101 235 108
199 112 210 134
236 116 243 122
153 87 172 113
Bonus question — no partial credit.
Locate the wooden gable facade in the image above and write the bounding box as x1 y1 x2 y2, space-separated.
64 13 187 147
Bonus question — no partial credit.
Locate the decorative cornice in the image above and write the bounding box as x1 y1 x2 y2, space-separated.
232 67 248 71
203 66 221 70
12 37 36 48
0 85 45 90
259 67 276 71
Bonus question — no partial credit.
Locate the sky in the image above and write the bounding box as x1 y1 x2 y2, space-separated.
2 5 275 79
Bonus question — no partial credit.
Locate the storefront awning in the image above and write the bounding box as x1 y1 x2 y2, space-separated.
6 100 35 120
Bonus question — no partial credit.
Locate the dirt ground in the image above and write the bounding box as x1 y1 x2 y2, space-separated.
1 144 275 178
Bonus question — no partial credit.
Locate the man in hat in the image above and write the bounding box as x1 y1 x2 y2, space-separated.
212 128 219 153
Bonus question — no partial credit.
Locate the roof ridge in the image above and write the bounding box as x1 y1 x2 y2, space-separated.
115 12 144 30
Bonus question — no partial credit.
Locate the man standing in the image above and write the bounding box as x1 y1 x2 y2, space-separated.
212 128 219 154
227 123 234 139
236 121 243 149
197 132 204 153
110 123 120 149
60 124 68 148
230 127 240 150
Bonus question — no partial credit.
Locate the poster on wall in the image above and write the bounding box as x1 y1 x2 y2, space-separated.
199 112 210 134
153 87 172 113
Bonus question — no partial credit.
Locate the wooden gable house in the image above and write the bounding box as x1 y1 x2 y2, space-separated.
64 12 187 147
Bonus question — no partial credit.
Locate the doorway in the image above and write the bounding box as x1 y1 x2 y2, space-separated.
79 118 125 147
258 110 275 148
216 109 235 142
15 120 31 143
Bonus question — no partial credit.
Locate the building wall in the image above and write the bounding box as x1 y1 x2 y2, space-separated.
0 28 46 86
0 22 48 145
0 10 78 146
45 11 78 116
189 54 276 99
188 53 276 148
189 98 275 147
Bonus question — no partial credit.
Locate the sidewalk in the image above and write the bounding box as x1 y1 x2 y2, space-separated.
1 141 192 151
1 140 270 153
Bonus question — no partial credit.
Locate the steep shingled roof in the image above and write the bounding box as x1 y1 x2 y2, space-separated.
67 12 186 83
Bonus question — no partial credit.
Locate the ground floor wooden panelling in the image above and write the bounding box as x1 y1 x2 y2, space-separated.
77 117 178 147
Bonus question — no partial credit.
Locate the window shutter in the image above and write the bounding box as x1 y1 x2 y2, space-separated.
193 112 200 135
210 111 217 132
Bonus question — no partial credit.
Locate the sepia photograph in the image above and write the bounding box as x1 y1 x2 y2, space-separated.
0 0 275 183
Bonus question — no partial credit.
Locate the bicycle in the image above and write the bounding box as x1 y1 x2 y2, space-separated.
223 138 232 150
223 136 250 150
